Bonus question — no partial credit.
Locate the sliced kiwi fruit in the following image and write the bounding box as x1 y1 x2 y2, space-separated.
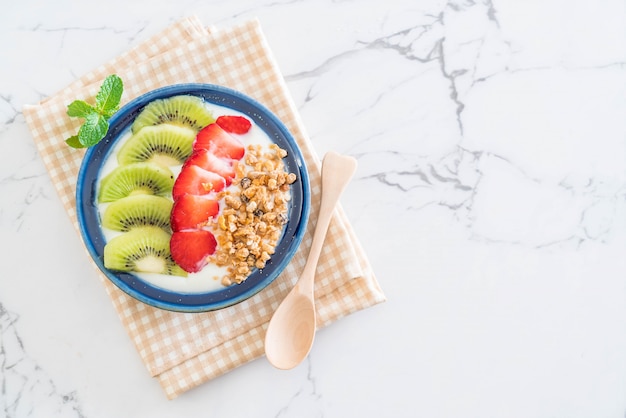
102 195 173 232
98 162 174 203
131 95 214 134
117 124 196 166
104 226 187 277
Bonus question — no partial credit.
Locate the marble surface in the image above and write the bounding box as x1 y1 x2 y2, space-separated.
2 0 626 416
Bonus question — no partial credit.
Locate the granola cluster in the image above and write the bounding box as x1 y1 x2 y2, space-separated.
212 143 297 285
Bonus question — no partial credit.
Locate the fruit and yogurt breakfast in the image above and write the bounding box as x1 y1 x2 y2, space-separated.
96 95 296 293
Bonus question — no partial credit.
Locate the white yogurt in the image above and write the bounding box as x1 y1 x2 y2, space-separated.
97 102 277 293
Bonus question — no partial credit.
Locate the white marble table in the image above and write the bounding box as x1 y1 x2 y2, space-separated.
2 1 626 417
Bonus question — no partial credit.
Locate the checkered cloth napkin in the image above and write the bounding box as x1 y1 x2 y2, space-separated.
23 16 385 399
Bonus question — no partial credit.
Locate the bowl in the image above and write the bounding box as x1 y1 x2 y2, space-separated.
76 84 310 313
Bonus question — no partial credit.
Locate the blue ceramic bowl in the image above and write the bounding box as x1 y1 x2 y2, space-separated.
76 84 310 313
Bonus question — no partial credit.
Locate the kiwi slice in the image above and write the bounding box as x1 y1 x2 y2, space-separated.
104 226 187 277
102 195 173 232
117 124 196 166
98 162 174 203
131 95 214 134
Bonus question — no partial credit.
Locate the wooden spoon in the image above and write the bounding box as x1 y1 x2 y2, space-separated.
264 151 358 369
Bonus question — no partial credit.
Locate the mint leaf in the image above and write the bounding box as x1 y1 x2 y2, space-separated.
65 135 86 149
95 74 123 115
67 100 95 118
78 113 109 147
65 74 124 149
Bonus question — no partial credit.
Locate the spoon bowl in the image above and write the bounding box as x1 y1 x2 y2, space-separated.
264 151 357 369
264 293 316 368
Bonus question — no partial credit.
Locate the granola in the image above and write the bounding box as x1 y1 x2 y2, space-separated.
212 143 296 286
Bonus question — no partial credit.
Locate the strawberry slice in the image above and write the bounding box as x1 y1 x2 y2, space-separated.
194 123 245 160
170 229 217 273
171 194 219 232
184 150 237 185
172 165 226 200
216 115 252 134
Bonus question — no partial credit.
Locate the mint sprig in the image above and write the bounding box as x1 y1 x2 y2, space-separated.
65 74 124 148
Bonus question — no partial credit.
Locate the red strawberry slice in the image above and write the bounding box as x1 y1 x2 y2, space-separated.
194 123 245 160
171 194 219 232
184 150 237 185
172 165 226 200
170 229 217 273
216 115 252 134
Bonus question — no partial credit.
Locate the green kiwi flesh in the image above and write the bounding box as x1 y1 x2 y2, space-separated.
102 195 173 232
103 226 187 277
131 95 214 134
117 124 197 166
98 162 174 203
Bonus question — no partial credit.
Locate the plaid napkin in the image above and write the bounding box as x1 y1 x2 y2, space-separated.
23 16 385 399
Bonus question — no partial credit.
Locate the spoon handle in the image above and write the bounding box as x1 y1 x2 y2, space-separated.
297 151 358 294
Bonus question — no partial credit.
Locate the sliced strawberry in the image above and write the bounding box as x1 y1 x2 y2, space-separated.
171 194 219 232
216 115 252 134
170 229 217 273
172 165 226 200
184 149 237 185
193 123 245 160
